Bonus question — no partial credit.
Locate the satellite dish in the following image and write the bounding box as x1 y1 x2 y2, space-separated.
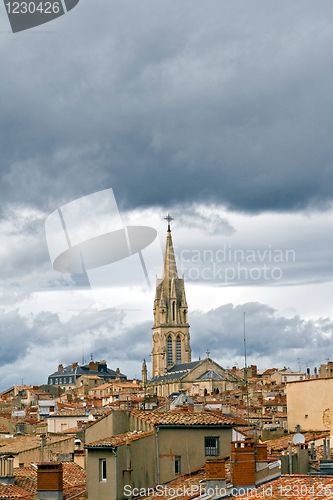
293 433 305 445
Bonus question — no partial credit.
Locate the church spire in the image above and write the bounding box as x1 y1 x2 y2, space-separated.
151 217 191 378
162 227 178 281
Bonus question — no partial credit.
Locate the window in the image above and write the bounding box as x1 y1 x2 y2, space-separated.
172 302 175 321
175 456 181 474
205 437 219 456
55 378 58 385
167 337 173 365
176 337 181 364
69 377 73 383
100 459 107 481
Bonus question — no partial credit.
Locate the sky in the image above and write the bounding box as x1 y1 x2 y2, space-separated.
0 0 332 390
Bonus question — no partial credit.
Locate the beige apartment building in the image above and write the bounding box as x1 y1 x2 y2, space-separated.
285 377 333 432
85 409 241 500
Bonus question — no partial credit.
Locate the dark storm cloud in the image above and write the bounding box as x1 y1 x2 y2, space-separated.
0 0 332 215
189 302 333 370
1 301 331 390
172 206 236 236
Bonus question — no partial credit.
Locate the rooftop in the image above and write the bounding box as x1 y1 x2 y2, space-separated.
0 435 73 455
86 430 154 448
130 410 237 426
0 462 86 500
233 475 333 499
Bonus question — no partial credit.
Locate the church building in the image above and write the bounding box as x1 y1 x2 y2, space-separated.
144 217 240 397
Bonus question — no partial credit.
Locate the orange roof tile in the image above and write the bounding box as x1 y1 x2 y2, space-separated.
86 430 154 448
130 410 235 426
0 435 73 454
233 475 333 499
265 431 329 453
0 483 32 499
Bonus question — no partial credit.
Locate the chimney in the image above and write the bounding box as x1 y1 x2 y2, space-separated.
307 368 310 379
37 462 63 500
232 439 255 488
89 361 98 371
251 365 257 377
116 368 121 380
58 364 63 372
314 367 318 378
0 455 14 485
71 362 78 369
206 456 228 490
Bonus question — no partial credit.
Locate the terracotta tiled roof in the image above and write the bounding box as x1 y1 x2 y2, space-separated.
14 467 36 495
130 410 235 426
92 383 112 390
138 466 206 500
0 422 10 433
0 435 73 454
265 431 329 453
233 475 333 499
86 430 154 448
0 483 32 499
62 461 86 486
50 407 111 417
64 486 87 499
274 411 288 418
60 426 81 434
5 462 86 499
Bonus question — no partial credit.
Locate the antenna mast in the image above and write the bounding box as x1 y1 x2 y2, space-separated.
243 312 250 424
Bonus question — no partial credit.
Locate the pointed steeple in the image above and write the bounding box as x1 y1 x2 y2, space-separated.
163 229 178 281
151 218 191 378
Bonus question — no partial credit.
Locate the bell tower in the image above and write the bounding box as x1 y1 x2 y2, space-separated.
151 215 191 378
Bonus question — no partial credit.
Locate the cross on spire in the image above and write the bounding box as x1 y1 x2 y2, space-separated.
164 214 174 231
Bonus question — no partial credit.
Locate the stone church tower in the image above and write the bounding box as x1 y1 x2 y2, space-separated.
151 220 191 378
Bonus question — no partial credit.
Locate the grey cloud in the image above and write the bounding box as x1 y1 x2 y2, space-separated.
172 206 235 236
0 0 332 214
189 302 333 370
1 301 332 391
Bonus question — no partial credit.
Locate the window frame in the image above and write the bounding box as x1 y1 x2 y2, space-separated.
175 456 181 474
205 436 219 456
176 337 181 364
99 458 107 481
167 337 173 365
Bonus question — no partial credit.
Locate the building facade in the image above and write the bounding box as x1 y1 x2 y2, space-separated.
48 361 126 391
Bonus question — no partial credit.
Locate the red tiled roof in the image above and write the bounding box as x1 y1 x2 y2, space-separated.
0 422 10 433
130 410 235 426
265 431 329 453
86 430 154 448
5 462 86 499
0 483 33 499
50 407 111 417
233 475 333 499
0 435 73 454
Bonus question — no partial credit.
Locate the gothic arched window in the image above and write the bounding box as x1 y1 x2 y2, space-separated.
167 337 173 365
176 337 181 364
